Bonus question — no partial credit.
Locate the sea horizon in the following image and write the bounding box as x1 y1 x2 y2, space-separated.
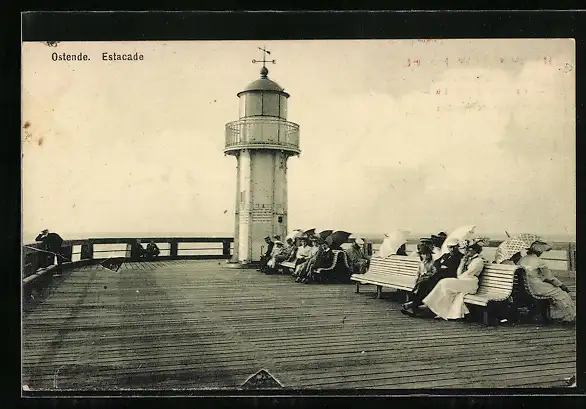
22 230 577 245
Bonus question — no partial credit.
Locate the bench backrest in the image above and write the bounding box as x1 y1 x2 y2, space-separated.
364 255 421 287
317 250 349 271
474 262 518 300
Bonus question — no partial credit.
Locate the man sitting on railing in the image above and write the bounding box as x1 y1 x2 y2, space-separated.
35 229 65 266
130 239 147 261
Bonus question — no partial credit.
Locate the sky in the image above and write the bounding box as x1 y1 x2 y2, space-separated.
21 39 575 241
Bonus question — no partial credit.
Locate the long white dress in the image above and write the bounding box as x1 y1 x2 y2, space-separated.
422 254 484 320
518 254 575 322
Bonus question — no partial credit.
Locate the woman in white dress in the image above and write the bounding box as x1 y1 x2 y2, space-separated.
422 239 485 320
518 241 575 323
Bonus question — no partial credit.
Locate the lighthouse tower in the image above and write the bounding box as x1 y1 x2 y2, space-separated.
224 50 300 265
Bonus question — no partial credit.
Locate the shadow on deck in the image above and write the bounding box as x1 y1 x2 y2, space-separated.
22 260 576 391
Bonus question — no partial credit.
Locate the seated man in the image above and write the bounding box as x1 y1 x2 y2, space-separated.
402 239 463 317
145 241 160 259
258 236 275 272
433 237 464 280
344 237 370 274
431 232 448 261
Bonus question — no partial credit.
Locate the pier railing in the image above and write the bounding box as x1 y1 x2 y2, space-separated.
22 237 234 279
22 236 575 279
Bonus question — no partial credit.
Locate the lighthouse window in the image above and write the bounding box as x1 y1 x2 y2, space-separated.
262 93 280 117
279 95 287 119
244 93 263 117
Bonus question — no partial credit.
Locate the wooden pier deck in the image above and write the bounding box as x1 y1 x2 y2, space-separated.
22 260 576 390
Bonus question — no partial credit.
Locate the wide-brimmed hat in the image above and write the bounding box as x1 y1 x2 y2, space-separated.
274 241 283 246
445 237 460 247
431 232 448 245
530 240 552 254
354 237 364 246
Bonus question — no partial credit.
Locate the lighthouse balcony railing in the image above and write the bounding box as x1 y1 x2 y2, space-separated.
224 117 300 153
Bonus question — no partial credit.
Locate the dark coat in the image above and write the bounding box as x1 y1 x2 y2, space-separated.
35 232 63 253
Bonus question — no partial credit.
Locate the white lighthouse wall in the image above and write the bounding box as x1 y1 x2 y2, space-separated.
237 150 251 262
244 150 287 261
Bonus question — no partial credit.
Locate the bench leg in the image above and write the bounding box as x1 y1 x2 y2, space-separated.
356 282 360 294
376 285 382 299
482 310 492 326
540 301 552 324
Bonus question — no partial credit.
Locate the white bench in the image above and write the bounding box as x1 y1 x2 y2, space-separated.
351 256 519 325
351 255 420 299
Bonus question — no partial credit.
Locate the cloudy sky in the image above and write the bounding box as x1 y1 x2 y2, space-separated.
22 39 575 240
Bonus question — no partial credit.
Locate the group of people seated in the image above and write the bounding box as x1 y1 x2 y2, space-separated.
130 239 160 261
392 232 575 325
258 230 370 283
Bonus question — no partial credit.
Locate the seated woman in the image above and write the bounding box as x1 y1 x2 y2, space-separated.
422 239 486 320
518 241 575 324
344 237 370 274
401 244 437 317
295 239 334 283
293 237 312 264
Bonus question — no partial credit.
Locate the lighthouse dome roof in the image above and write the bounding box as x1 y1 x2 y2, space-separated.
237 68 290 97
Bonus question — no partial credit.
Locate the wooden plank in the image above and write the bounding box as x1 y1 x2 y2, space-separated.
22 260 576 390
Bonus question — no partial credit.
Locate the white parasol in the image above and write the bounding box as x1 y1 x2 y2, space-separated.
493 238 528 264
286 229 304 241
512 233 544 248
376 230 409 258
440 225 476 256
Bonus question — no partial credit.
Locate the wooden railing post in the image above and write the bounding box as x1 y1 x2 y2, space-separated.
62 245 73 263
567 243 576 272
170 241 178 257
80 242 94 260
223 240 231 257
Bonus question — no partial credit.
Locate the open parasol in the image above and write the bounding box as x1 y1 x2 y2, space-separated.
317 229 334 239
440 225 476 255
493 238 528 264
376 230 409 258
327 230 352 248
512 233 544 248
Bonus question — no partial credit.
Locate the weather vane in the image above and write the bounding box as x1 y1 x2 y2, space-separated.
252 46 276 68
